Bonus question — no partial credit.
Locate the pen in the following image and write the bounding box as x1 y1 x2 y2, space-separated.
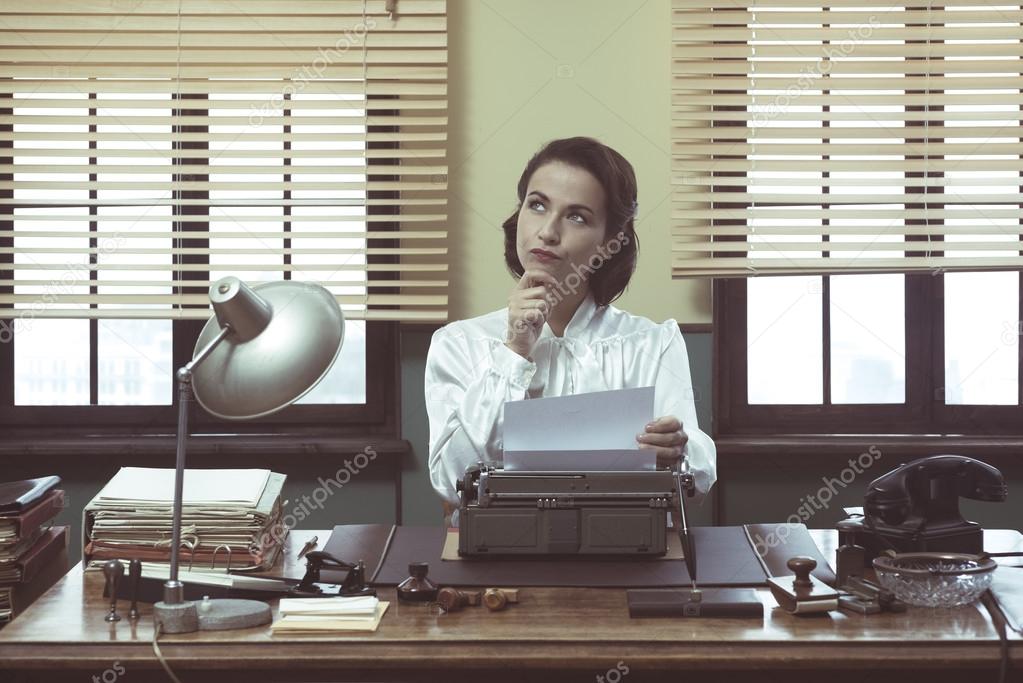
674 471 699 599
298 535 319 559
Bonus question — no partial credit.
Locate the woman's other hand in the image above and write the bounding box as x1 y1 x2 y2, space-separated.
637 415 688 468
505 269 558 358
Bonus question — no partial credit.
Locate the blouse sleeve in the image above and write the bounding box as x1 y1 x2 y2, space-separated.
653 322 717 496
424 325 538 505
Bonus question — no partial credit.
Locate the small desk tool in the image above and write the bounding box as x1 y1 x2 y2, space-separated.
294 550 376 598
102 559 124 622
397 562 438 603
436 587 481 613
297 535 318 559
835 543 906 614
767 556 839 615
127 559 142 620
482 588 519 612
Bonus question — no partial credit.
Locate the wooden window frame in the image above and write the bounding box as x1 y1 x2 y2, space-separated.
0 91 401 437
713 274 1023 438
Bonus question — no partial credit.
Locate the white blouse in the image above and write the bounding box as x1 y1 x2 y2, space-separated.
424 293 717 506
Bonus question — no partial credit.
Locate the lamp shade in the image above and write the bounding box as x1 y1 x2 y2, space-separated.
191 278 345 420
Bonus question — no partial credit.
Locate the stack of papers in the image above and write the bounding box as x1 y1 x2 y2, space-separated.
84 468 286 572
271 595 389 633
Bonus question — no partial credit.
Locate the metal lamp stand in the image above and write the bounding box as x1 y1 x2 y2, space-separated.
152 325 272 634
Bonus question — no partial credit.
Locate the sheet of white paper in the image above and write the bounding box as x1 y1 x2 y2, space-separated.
278 596 379 616
503 387 656 471
96 467 270 507
503 449 653 472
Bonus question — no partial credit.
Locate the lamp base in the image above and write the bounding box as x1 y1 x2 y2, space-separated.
197 598 273 631
154 598 272 633
153 599 199 634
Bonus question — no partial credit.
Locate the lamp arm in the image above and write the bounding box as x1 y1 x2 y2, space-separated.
164 324 233 605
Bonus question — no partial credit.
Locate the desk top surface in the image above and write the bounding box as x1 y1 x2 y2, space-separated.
1 528 1021 676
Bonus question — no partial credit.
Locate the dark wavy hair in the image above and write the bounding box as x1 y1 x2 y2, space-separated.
501 137 639 307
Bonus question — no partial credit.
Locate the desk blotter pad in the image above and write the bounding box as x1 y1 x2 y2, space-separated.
324 525 780 588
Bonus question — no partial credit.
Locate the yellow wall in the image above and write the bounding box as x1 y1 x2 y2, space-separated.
445 0 711 325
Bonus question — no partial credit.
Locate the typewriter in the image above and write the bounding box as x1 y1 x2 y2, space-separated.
456 462 694 556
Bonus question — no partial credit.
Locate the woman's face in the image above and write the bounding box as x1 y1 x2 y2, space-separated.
515 161 609 289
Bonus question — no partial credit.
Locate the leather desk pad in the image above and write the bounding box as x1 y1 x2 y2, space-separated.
324 524 832 588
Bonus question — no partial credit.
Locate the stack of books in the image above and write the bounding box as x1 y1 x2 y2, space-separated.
83 468 286 572
0 476 70 626
271 595 389 634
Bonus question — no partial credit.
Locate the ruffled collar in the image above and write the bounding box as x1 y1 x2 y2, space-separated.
538 292 598 342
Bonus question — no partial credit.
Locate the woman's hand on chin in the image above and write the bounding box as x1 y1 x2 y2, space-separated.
637 415 688 468
505 269 558 358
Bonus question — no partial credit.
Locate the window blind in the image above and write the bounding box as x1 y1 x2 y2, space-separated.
0 0 448 321
670 0 1023 277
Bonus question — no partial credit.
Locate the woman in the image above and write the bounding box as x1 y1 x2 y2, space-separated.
425 137 716 512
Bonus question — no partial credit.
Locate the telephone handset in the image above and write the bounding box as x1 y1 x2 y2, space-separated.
837 455 1007 561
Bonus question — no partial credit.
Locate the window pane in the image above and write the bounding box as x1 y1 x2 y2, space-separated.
14 319 90 405
748 277 823 404
830 274 905 404
944 272 1019 405
97 320 173 405
295 320 367 404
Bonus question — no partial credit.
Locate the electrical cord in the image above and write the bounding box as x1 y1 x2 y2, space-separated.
980 590 1009 683
152 621 184 683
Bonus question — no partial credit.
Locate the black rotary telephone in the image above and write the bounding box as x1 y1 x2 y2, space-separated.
837 455 1007 561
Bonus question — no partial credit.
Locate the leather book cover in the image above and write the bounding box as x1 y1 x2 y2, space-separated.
1 526 68 585
0 489 65 542
743 523 837 586
0 476 61 514
7 546 69 619
322 524 396 584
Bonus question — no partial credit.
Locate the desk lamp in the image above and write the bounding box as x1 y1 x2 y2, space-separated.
153 276 344 633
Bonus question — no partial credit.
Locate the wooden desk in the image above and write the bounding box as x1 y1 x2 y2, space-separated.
1 529 1020 683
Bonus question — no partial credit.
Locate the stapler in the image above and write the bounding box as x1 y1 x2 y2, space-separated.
834 543 905 614
292 550 376 598
836 455 1007 563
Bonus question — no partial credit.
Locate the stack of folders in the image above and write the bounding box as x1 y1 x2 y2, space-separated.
0 476 70 626
83 468 286 572
271 595 389 634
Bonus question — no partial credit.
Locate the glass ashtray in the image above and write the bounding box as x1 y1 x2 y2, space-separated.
872 552 997 608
